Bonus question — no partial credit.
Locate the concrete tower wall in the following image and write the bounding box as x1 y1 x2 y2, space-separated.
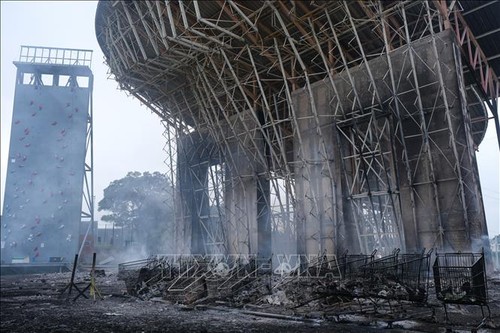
292 30 487 255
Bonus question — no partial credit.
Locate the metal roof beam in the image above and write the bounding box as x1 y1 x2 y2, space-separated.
462 0 498 16
475 27 500 40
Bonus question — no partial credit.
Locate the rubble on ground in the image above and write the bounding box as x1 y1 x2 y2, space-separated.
117 253 429 309
2 252 498 332
111 251 498 330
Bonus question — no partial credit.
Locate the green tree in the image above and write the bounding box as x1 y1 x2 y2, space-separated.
98 171 174 254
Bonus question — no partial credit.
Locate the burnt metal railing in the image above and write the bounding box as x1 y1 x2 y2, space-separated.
357 249 433 304
394 249 432 303
336 249 377 279
362 248 401 279
433 249 490 323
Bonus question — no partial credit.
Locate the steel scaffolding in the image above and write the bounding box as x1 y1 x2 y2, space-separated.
95 1 497 259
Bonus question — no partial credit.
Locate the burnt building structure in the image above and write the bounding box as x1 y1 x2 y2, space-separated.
95 1 499 264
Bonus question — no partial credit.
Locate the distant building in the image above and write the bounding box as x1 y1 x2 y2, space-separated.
95 224 129 249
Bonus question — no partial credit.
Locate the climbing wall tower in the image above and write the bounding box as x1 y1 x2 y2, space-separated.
1 46 94 264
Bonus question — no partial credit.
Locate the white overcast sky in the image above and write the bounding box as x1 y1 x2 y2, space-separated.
1 1 499 236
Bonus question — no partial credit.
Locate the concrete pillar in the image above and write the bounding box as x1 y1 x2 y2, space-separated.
176 131 214 255
291 30 488 255
222 110 271 262
293 84 338 260
257 176 272 262
394 30 487 252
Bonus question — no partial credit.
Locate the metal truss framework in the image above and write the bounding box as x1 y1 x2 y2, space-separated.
96 1 497 259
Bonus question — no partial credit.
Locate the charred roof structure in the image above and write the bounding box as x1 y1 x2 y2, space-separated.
95 1 499 262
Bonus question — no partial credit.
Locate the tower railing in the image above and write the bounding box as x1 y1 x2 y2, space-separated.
19 45 92 67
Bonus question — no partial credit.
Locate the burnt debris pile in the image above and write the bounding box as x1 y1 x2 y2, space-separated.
118 250 431 304
118 255 264 303
116 249 491 324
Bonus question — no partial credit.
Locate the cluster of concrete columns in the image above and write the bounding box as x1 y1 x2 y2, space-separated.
174 30 489 261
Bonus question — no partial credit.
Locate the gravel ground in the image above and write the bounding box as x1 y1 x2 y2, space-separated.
1 270 499 333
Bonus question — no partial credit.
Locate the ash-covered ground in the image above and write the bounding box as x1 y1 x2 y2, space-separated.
1 269 499 333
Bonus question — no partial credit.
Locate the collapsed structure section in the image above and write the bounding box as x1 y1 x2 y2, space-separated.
95 1 498 262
